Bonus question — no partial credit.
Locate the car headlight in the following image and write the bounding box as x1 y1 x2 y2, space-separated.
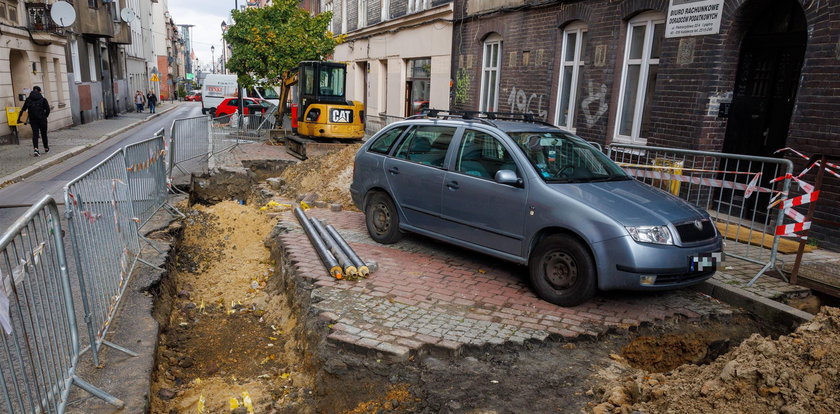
626 225 673 245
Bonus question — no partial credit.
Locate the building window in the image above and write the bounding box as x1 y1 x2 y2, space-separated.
87 42 98 82
405 58 431 116
615 11 665 144
88 0 98 9
70 39 82 83
323 1 333 32
555 22 587 131
480 34 502 112
0 1 18 24
357 0 366 28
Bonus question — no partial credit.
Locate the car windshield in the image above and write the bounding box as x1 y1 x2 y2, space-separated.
256 87 279 99
508 131 629 183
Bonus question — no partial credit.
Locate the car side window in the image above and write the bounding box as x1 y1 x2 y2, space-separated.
456 129 518 179
227 99 238 106
368 126 407 154
394 126 456 168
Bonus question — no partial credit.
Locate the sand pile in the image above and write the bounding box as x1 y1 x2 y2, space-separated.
279 145 361 210
593 307 840 414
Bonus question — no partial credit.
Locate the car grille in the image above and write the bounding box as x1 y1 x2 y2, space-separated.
674 219 716 243
654 268 715 285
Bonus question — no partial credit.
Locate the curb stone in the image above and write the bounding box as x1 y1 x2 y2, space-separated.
0 104 182 188
692 279 813 328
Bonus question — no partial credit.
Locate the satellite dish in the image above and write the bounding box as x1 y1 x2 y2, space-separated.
50 1 76 27
120 8 136 23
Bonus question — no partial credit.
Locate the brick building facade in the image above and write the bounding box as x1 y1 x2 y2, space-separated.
451 0 840 249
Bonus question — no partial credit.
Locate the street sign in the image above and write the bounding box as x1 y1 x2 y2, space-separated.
186 73 195 80
151 73 160 82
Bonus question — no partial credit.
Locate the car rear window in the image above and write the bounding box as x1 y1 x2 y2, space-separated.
368 126 407 154
394 126 456 168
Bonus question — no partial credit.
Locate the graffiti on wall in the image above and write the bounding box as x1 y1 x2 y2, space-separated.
580 80 608 128
507 87 548 120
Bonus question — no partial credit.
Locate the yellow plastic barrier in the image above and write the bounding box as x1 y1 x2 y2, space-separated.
652 158 684 196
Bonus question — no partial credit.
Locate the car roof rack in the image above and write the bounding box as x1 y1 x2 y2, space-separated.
407 109 555 127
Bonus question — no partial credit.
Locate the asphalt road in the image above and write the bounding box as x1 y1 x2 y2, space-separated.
0 103 202 231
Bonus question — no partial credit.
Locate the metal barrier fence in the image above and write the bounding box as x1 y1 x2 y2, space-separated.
0 195 123 413
168 115 211 182
607 144 794 284
124 135 168 227
63 149 142 366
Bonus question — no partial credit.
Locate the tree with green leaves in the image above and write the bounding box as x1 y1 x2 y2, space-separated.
223 0 342 118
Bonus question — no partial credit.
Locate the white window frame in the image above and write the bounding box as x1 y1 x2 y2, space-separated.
381 0 389 21
357 0 366 28
614 11 665 145
87 42 97 83
554 21 587 132
70 38 82 83
408 0 430 13
479 34 502 113
323 0 334 32
341 0 347 33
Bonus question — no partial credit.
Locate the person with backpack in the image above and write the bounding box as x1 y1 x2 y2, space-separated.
146 90 158 114
18 86 51 157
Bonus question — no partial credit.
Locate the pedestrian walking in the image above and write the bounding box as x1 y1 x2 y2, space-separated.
18 86 50 157
146 90 158 114
134 90 146 112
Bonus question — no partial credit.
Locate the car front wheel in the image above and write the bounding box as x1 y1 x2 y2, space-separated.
529 234 596 307
365 192 402 244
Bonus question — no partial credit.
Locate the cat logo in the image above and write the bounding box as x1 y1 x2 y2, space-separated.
330 109 352 123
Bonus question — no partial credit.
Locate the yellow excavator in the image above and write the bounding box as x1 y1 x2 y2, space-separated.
286 61 365 158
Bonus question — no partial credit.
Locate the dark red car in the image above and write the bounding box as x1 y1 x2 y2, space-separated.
212 97 272 117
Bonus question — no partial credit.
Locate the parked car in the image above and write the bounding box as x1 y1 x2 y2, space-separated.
185 91 202 102
350 113 723 306
212 97 273 117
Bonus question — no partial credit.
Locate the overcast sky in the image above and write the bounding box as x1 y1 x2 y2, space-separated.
169 0 237 68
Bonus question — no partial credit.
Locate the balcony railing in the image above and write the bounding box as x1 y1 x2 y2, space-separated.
25 2 63 34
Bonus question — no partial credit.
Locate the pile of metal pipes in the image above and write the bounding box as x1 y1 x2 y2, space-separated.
294 207 370 279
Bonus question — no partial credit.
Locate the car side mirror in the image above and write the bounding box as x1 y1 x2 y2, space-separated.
495 170 522 187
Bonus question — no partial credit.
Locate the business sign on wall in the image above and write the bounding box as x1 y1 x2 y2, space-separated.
665 0 725 38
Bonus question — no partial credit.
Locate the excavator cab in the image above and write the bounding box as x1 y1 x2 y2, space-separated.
295 61 364 139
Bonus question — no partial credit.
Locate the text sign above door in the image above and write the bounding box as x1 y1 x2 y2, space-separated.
665 0 724 38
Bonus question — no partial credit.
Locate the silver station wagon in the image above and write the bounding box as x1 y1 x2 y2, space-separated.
350 113 723 306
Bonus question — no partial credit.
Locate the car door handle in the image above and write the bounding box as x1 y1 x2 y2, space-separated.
446 180 460 190
388 166 399 175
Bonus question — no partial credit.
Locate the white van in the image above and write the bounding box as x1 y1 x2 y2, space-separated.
201 74 280 115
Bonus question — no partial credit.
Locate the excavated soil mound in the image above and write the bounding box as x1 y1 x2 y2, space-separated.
593 307 840 414
279 144 361 210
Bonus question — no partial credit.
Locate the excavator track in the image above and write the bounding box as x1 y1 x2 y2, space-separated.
286 135 361 160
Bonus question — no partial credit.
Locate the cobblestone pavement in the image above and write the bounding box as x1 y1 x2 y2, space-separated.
0 102 183 180
274 206 739 358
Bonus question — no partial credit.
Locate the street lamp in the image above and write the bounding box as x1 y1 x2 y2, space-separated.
221 21 228 74
210 45 215 74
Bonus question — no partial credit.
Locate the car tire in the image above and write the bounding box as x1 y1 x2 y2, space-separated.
201 107 207 114
529 234 596 307
365 192 403 244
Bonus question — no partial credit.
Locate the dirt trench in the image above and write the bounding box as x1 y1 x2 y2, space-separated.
147 170 790 414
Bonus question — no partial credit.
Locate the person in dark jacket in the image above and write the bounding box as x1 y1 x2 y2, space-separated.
146 90 158 114
18 86 51 157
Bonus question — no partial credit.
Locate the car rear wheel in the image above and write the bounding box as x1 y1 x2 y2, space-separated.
365 192 402 244
529 234 596 307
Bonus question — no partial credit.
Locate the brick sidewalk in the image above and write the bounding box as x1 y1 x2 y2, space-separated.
274 205 739 358
0 102 184 181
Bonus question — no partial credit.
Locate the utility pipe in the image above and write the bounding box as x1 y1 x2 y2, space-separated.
325 223 370 277
294 207 342 279
311 218 358 278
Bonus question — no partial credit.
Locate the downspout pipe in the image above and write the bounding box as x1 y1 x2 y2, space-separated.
294 207 342 279
325 223 370 277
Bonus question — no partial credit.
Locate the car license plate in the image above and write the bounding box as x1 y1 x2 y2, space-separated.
689 252 724 272
330 109 353 123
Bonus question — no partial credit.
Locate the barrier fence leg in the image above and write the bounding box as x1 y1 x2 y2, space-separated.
71 376 125 408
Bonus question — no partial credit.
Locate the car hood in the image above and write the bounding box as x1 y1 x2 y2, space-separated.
547 179 708 226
